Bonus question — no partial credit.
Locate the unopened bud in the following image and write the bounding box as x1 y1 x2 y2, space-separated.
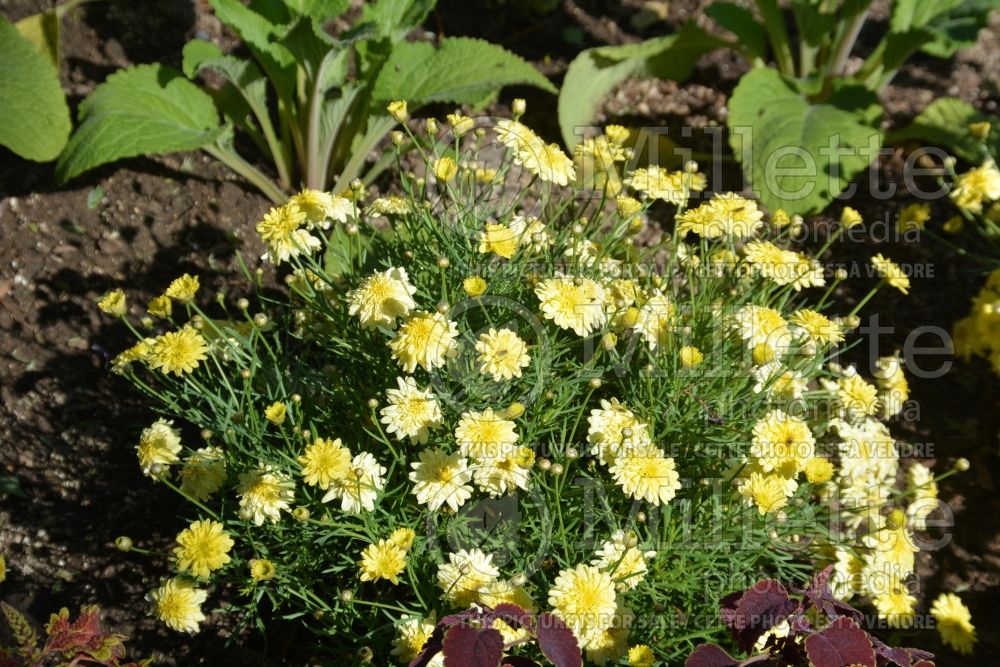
115 536 133 551
955 457 970 472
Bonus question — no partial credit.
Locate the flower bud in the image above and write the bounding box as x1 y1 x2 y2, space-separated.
387 100 408 123
115 536 133 552
236 297 249 310
955 457 970 472
512 98 526 117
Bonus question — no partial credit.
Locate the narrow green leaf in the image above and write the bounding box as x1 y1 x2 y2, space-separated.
57 64 224 183
727 67 882 214
371 37 555 109
0 16 70 162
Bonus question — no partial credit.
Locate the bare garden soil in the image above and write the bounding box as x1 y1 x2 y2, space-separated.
1 0 999 665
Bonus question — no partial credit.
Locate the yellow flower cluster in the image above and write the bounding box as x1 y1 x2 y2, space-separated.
954 266 1000 374
104 108 960 661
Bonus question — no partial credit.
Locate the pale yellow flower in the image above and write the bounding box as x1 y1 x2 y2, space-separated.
475 328 530 381
98 289 127 316
389 311 459 373
149 577 207 633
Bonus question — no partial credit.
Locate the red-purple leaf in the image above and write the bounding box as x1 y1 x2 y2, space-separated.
442 624 504 667
489 603 534 632
726 579 797 653
535 612 581 667
409 623 446 667
684 643 740 667
803 617 876 667
802 566 862 623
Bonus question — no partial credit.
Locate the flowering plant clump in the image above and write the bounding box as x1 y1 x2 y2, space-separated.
99 104 961 663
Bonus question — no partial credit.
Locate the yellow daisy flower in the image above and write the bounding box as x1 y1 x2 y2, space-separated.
379 376 443 444
389 311 459 373
930 592 976 654
609 444 681 505
347 267 417 330
750 410 815 477
436 548 499 606
136 418 182 478
174 519 234 578
358 539 407 585
178 447 227 501
548 564 618 647
148 326 208 376
298 437 352 489
164 274 200 303
871 253 910 294
478 222 519 259
97 289 127 316
249 558 276 581
455 408 519 461
408 448 474 512
237 465 295 526
535 275 607 337
475 328 530 381
149 577 207 634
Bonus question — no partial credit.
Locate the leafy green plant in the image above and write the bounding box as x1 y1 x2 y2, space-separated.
0 2 83 163
559 0 1000 215
55 0 556 203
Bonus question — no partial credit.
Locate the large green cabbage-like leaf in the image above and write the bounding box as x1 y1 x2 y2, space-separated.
727 67 882 215
56 64 224 183
371 37 555 109
0 16 70 162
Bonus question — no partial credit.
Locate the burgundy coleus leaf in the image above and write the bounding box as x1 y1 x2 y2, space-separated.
440 608 486 627
869 635 915 667
684 643 741 667
802 566 862 623
803 617 876 667
442 624 504 667
489 603 534 633
718 590 743 629
409 623 447 667
727 579 797 653
534 612 581 667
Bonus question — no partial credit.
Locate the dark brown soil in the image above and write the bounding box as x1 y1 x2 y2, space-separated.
1 1 999 665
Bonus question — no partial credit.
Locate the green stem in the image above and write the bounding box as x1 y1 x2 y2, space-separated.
755 0 795 77
204 144 286 205
826 9 868 81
